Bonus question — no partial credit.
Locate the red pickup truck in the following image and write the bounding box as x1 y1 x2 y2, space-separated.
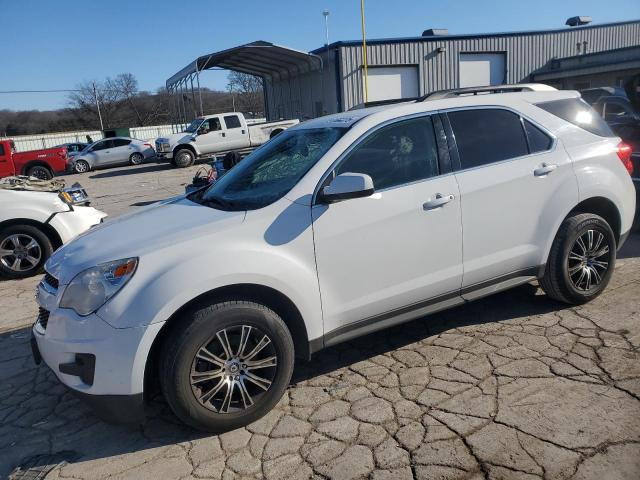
0 139 70 180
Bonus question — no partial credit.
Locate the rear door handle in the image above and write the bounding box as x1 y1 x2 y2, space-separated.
534 163 558 176
423 193 454 211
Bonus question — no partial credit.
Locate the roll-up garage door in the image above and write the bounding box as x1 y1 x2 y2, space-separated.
459 53 506 87
367 66 419 102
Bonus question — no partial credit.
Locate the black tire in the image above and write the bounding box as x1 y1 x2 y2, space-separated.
129 152 144 165
160 300 294 432
74 160 90 173
26 165 53 180
0 224 53 279
173 149 195 168
540 213 616 304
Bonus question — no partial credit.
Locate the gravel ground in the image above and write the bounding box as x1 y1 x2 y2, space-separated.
1 161 639 480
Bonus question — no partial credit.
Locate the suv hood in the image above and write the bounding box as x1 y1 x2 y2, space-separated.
45 196 245 284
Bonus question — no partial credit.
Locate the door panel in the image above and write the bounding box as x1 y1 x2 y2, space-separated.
312 115 463 335
0 143 13 177
195 116 229 154
313 177 463 333
447 109 579 286
223 114 249 150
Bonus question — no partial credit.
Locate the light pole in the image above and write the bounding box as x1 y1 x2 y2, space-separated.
323 9 330 47
92 82 104 131
360 0 369 103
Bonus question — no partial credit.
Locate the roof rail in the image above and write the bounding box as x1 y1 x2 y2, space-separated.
417 83 557 102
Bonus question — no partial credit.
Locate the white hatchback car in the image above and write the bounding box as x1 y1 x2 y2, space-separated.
33 85 635 431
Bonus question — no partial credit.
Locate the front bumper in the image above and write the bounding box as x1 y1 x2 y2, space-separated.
32 280 164 423
48 206 107 244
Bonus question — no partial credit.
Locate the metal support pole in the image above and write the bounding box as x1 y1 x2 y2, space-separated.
189 75 197 118
196 70 204 116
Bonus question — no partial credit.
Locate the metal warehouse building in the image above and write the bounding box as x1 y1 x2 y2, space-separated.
167 19 640 123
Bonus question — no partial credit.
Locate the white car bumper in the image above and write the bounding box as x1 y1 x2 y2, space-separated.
31 280 164 422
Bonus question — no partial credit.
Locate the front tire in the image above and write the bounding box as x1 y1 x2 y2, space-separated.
540 213 616 304
26 165 53 180
160 300 294 432
173 149 195 168
74 160 90 173
0 224 53 279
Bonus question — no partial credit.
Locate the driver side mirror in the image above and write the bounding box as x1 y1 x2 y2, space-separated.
319 172 375 204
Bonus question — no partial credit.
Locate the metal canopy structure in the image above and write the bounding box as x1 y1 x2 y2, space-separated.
166 41 323 128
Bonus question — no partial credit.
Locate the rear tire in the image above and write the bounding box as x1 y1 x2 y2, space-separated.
540 213 616 304
0 224 53 279
26 165 53 180
129 152 144 165
174 149 195 168
160 300 294 432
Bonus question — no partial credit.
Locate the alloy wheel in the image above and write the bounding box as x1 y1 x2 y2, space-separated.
567 229 611 292
190 325 278 413
131 153 143 165
0 234 42 272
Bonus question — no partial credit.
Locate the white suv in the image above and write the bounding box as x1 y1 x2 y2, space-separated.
32 86 636 431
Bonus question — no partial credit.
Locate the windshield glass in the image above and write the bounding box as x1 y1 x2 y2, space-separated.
185 118 204 133
197 127 347 210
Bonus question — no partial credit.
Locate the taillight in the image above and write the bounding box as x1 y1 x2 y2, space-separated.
144 143 152 148
617 141 633 175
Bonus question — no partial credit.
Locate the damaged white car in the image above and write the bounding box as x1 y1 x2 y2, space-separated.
0 177 106 279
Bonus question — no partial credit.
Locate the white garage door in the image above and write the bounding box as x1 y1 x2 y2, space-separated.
459 53 506 88
367 66 419 102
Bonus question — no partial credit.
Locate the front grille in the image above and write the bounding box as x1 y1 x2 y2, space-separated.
44 272 58 290
37 307 50 330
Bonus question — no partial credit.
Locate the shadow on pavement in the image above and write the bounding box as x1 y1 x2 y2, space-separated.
89 162 174 179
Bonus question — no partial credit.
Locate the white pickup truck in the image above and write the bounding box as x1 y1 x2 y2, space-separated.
155 112 299 167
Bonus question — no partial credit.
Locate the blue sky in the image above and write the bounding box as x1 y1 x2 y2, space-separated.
1 0 639 111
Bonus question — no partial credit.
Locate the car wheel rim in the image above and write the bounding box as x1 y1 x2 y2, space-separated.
567 229 611 292
132 154 143 164
31 168 48 180
190 325 278 414
0 234 42 272
76 162 88 173
178 153 190 164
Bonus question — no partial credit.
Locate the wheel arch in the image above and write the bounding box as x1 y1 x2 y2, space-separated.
144 283 310 396
269 128 284 139
568 196 622 244
20 161 54 177
173 143 197 157
0 218 62 250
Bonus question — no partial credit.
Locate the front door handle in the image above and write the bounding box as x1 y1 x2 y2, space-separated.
423 193 454 211
534 163 558 176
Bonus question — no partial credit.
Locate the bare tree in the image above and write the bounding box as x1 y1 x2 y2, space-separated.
67 79 121 129
227 72 264 117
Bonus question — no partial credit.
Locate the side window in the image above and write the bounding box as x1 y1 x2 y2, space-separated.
448 109 528 169
604 103 627 120
523 120 553 153
336 116 440 190
210 118 222 131
92 141 107 151
0 144 5 156
224 115 242 129
113 139 131 147
535 98 614 137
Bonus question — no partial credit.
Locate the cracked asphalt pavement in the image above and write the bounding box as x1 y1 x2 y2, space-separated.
1 162 639 479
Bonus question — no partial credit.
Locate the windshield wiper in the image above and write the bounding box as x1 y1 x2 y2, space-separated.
203 196 235 210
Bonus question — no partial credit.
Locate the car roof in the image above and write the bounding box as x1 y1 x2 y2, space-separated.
295 87 579 130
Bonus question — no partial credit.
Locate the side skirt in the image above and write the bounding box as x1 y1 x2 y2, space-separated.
308 266 541 355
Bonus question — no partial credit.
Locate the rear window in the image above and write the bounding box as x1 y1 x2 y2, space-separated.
224 115 242 129
535 98 614 137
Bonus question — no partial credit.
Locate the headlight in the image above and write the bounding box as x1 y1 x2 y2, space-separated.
60 257 138 316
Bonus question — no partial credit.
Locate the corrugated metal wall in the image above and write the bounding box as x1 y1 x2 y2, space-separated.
338 21 640 110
